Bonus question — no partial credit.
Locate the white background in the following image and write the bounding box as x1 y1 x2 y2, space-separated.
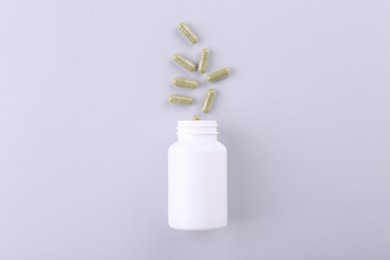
1 0 389 259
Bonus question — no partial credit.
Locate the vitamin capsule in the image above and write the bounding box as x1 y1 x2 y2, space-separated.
178 23 198 44
192 114 201 120
172 78 198 89
172 54 196 72
202 89 216 113
198 48 210 74
169 94 193 105
206 67 231 82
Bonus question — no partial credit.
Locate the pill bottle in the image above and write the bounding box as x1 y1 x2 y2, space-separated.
168 120 227 230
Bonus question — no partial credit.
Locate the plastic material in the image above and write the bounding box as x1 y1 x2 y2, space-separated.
168 120 227 231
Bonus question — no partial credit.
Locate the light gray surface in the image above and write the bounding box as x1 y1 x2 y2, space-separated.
0 1 389 259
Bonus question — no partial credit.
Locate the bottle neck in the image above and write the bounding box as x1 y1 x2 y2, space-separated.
176 120 218 142
178 134 217 142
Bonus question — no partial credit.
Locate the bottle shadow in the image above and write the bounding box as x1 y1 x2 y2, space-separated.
221 125 267 223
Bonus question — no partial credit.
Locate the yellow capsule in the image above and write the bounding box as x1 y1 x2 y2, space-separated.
172 54 196 72
198 48 210 74
178 23 198 44
206 67 231 82
169 94 193 105
202 89 216 113
172 78 198 89
192 114 201 120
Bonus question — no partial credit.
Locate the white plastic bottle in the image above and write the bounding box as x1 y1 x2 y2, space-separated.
168 120 227 231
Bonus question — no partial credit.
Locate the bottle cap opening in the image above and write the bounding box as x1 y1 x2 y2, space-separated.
177 120 218 135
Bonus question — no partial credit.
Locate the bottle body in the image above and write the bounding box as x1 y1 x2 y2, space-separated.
168 120 227 231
